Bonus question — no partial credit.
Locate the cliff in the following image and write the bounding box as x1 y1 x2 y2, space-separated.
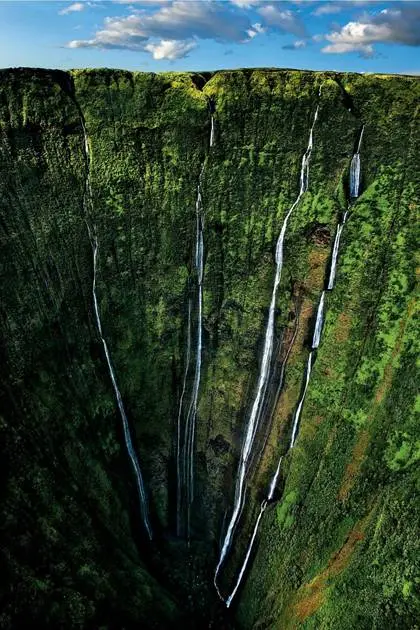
0 67 418 629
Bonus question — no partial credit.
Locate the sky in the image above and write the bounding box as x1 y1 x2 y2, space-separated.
0 0 419 74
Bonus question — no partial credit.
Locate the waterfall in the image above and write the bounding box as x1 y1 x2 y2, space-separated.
327 217 345 290
82 123 152 540
329 124 364 290
267 455 283 502
210 115 215 148
179 113 214 539
215 101 320 587
184 191 204 539
289 352 313 449
91 235 153 540
224 120 366 603
312 291 325 349
224 450 283 607
350 125 364 198
223 352 314 606
226 499 268 608
176 298 192 536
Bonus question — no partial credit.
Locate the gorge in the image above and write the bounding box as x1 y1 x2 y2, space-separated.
0 67 418 629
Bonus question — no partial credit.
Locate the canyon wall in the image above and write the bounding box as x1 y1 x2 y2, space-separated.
0 68 418 628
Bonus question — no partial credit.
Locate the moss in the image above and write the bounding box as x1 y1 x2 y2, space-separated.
0 67 418 629
277 491 298 528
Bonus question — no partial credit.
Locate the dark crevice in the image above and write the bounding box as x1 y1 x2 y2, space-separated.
333 74 360 118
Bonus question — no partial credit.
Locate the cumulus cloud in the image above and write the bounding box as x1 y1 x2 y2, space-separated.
59 2 85 15
68 1 252 49
67 0 312 58
67 0 263 58
322 6 420 55
258 4 307 38
144 38 196 59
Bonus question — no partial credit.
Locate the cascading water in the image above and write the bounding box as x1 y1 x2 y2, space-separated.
328 124 364 289
176 298 192 536
183 180 204 539
210 115 215 148
224 307 318 605
327 211 347 290
350 125 364 199
289 352 313 449
225 344 316 606
226 499 267 608
224 122 366 607
312 291 325 349
81 124 152 540
178 116 214 540
215 99 321 593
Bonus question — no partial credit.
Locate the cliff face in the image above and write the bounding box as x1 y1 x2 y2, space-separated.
0 68 418 629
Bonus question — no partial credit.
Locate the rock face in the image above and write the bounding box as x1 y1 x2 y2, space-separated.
0 68 418 629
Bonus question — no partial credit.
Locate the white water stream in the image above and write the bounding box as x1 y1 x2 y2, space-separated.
215 102 320 590
82 123 152 539
349 125 364 199
92 236 153 540
224 120 366 606
312 291 325 349
176 298 192 536
178 117 214 539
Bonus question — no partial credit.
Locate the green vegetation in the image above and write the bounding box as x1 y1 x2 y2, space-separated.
0 67 418 628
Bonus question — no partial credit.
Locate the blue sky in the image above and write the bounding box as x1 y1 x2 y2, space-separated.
0 1 419 73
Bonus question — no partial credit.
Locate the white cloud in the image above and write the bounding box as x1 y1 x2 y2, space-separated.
322 6 420 55
65 0 420 61
144 38 196 59
59 2 85 15
323 21 389 55
246 22 265 39
67 1 253 52
258 5 307 38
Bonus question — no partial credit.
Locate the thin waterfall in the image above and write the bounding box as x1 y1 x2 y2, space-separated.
181 173 204 541
179 114 214 540
327 212 347 290
267 455 283 502
210 115 215 148
176 298 192 536
289 352 313 449
329 124 364 289
224 349 314 605
312 291 325 349
82 123 152 540
226 499 268 608
224 121 366 607
183 188 204 539
350 125 364 198
215 99 321 589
